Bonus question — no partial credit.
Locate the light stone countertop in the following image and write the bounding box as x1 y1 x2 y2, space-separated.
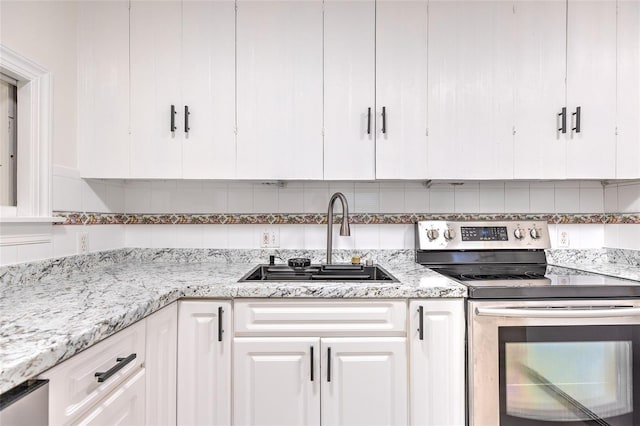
0 249 465 394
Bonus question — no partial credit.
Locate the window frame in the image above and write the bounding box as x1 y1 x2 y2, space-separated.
0 44 53 221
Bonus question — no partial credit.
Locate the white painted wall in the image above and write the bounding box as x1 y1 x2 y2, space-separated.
0 0 78 169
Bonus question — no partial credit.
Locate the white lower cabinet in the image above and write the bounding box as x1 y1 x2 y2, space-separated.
233 300 408 426
177 300 231 426
409 300 465 426
234 337 321 426
74 368 146 426
145 303 178 426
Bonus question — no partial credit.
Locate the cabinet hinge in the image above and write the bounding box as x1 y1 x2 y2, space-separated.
234 127 238 136
426 127 429 137
513 126 516 136
615 126 618 136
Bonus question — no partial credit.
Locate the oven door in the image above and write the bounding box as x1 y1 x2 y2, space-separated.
469 299 640 426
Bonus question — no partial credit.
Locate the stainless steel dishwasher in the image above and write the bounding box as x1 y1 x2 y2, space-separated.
0 379 48 425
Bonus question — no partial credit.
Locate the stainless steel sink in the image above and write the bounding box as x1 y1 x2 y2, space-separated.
238 263 398 282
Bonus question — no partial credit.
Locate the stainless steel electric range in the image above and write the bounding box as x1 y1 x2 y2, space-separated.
416 220 640 426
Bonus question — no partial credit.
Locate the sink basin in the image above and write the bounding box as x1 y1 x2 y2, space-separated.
239 263 398 282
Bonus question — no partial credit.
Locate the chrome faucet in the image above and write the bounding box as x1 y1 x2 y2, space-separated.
326 192 351 264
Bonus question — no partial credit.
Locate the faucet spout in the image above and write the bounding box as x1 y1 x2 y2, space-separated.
327 192 351 264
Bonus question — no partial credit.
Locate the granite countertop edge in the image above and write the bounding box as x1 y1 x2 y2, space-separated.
0 256 465 394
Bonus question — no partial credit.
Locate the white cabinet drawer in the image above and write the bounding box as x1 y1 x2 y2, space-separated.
41 321 146 425
234 300 407 336
73 368 146 426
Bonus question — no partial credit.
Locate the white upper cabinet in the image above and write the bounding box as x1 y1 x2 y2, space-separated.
427 1 515 180
616 0 640 179
375 0 429 179
129 0 236 179
512 0 567 180
565 0 617 179
181 0 236 179
130 0 183 178
236 0 324 180
323 0 376 180
78 0 130 178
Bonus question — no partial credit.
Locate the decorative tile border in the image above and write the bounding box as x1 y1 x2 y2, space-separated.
52 211 640 226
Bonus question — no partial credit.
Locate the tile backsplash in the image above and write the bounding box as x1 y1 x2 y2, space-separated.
4 171 640 266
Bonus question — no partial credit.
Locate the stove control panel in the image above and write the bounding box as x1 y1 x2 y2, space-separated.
415 220 550 250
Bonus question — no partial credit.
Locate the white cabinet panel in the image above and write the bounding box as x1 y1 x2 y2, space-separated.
427 1 515 180
565 0 616 179
145 303 177 426
321 337 407 426
616 0 640 179
410 300 465 426
375 0 429 179
74 369 146 426
181 0 237 179
129 0 182 178
177 301 231 426
78 0 130 178
236 0 323 179
233 337 320 426
323 0 375 180
43 321 146 426
513 0 567 180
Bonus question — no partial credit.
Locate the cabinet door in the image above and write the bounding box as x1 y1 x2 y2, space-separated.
236 0 323 179
74 369 146 426
616 0 640 179
78 0 130 178
321 337 407 426
409 300 465 426
323 0 375 180
375 0 429 179
234 337 320 426
181 0 237 179
427 1 514 180
565 0 616 179
129 0 182 178
177 301 231 426
513 0 567 179
145 303 177 426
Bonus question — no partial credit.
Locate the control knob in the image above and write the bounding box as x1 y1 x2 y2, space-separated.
513 228 525 240
530 228 541 240
426 229 440 241
443 229 455 241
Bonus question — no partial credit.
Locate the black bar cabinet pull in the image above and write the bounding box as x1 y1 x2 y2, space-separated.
572 106 581 134
381 106 387 134
218 306 224 342
327 347 331 382
367 107 371 135
310 346 314 381
558 107 567 134
184 105 190 133
95 353 137 383
170 105 177 132
418 306 424 340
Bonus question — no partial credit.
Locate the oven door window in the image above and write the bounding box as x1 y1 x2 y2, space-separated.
499 326 640 426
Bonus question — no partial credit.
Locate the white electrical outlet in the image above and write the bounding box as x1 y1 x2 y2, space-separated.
77 232 89 254
260 229 280 248
559 231 570 248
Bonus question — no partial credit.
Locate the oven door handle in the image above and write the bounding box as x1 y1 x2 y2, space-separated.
475 306 640 319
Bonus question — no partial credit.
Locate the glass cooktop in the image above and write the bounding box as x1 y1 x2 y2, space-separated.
433 264 640 299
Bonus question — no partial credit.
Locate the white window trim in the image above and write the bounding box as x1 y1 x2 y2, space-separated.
0 44 59 222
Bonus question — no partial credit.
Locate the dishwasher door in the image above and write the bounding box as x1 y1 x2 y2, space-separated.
0 380 49 426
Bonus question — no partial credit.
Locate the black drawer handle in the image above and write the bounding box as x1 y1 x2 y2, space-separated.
95 353 137 383
170 105 177 132
367 107 371 135
327 347 331 382
418 306 424 340
572 106 581 134
184 105 190 133
218 306 224 342
381 106 387 134
558 107 567 134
